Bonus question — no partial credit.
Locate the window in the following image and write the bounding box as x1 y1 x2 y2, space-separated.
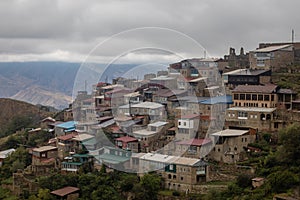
181 177 184 181
234 94 239 100
258 95 263 101
271 95 274 101
246 94 251 100
264 95 270 101
178 122 181 126
240 94 245 100
238 111 248 119
257 59 265 67
184 122 187 126
252 94 257 101
169 164 173 170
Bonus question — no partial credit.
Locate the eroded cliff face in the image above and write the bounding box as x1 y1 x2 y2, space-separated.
0 98 51 133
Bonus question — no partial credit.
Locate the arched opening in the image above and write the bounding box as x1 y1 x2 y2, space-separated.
260 114 265 121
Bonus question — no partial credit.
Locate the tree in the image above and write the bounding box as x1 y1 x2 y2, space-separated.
277 123 300 165
236 174 253 188
134 174 161 200
267 170 299 193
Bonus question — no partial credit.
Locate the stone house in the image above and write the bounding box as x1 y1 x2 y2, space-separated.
56 133 78 160
227 84 279 131
249 44 294 72
54 121 76 137
176 114 200 141
131 153 209 192
115 136 139 152
130 101 166 121
222 69 271 90
61 154 94 173
150 76 178 90
209 129 256 163
175 138 212 159
31 146 58 175
132 121 169 152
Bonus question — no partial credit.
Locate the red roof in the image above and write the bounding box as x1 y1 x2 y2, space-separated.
41 157 55 164
98 116 113 122
180 114 200 119
115 136 138 143
105 88 131 94
51 186 80 197
177 138 212 146
57 133 78 141
96 82 107 87
200 115 216 120
168 127 177 131
109 126 123 133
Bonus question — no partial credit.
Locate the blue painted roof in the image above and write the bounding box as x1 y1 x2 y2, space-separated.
200 95 233 105
56 121 76 129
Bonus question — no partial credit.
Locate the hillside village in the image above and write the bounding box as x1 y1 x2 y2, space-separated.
1 42 300 199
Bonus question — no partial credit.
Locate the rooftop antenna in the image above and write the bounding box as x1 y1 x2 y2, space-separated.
292 29 295 43
84 80 87 91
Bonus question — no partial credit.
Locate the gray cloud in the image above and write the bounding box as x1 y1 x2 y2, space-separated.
0 0 299 62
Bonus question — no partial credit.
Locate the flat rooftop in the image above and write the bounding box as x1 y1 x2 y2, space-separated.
227 107 276 112
148 121 168 127
133 129 157 137
33 146 57 152
211 129 249 137
72 133 95 142
131 101 164 109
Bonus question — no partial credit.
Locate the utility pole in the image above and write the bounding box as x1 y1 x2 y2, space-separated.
292 29 295 43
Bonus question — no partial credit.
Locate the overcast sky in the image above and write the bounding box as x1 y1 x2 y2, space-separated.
0 0 299 64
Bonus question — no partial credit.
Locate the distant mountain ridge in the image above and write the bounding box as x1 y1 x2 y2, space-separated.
0 61 80 109
0 61 142 109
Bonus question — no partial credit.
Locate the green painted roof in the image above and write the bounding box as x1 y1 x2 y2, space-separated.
72 154 93 158
96 154 130 164
62 162 82 166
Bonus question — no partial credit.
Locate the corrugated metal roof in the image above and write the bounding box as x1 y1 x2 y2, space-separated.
148 121 168 127
176 138 212 146
115 136 138 143
200 95 232 105
233 84 277 93
211 129 249 137
253 44 292 52
227 107 276 112
55 121 76 129
50 186 79 197
131 101 164 109
33 146 57 152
